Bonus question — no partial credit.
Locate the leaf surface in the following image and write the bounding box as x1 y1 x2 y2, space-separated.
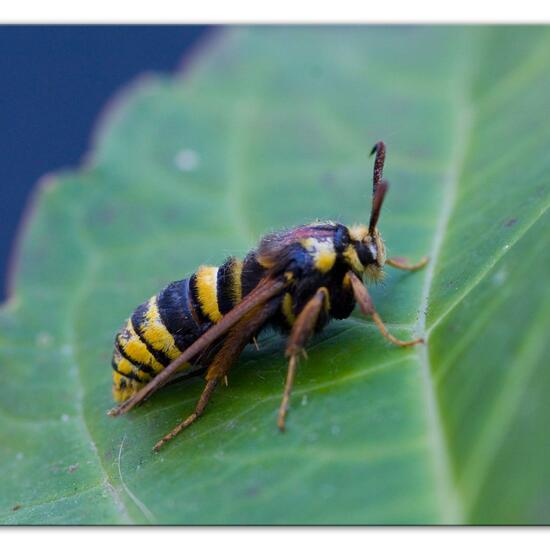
1 26 549 524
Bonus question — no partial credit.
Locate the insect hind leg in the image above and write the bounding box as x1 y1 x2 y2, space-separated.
153 299 280 451
153 379 218 452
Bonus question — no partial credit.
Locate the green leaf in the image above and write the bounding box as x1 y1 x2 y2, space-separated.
1 26 549 525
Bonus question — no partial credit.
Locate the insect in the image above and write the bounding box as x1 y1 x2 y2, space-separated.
108 142 428 451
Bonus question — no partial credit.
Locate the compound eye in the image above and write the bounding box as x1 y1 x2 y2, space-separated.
357 242 376 266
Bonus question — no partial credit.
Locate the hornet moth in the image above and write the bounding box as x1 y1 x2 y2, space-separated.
108 141 429 451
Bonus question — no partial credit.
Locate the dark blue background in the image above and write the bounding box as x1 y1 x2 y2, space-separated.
0 25 211 300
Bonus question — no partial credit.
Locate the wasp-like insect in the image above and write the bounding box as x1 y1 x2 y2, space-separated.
109 142 428 451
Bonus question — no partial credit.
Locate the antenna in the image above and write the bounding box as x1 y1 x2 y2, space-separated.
369 141 388 233
369 180 388 234
370 141 386 197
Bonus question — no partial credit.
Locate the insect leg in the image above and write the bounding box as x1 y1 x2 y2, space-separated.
278 287 329 432
386 256 429 271
108 277 286 417
152 379 218 452
347 271 424 347
153 300 279 451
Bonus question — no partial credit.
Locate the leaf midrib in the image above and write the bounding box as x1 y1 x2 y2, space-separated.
414 28 477 524
416 28 550 525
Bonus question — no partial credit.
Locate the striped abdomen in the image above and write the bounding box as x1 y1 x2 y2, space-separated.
112 257 244 402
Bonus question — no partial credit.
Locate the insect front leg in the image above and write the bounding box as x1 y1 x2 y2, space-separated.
278 287 329 432
386 256 429 271
347 271 423 347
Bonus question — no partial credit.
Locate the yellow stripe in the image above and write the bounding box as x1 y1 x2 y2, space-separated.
342 272 352 288
140 297 181 361
114 355 133 377
300 237 336 273
113 383 137 402
343 244 363 273
231 259 243 305
113 348 149 382
282 293 296 326
257 255 275 269
118 320 164 374
112 371 140 402
112 370 124 401
196 266 222 322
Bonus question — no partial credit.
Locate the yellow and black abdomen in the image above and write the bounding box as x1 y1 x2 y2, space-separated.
112 256 244 402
